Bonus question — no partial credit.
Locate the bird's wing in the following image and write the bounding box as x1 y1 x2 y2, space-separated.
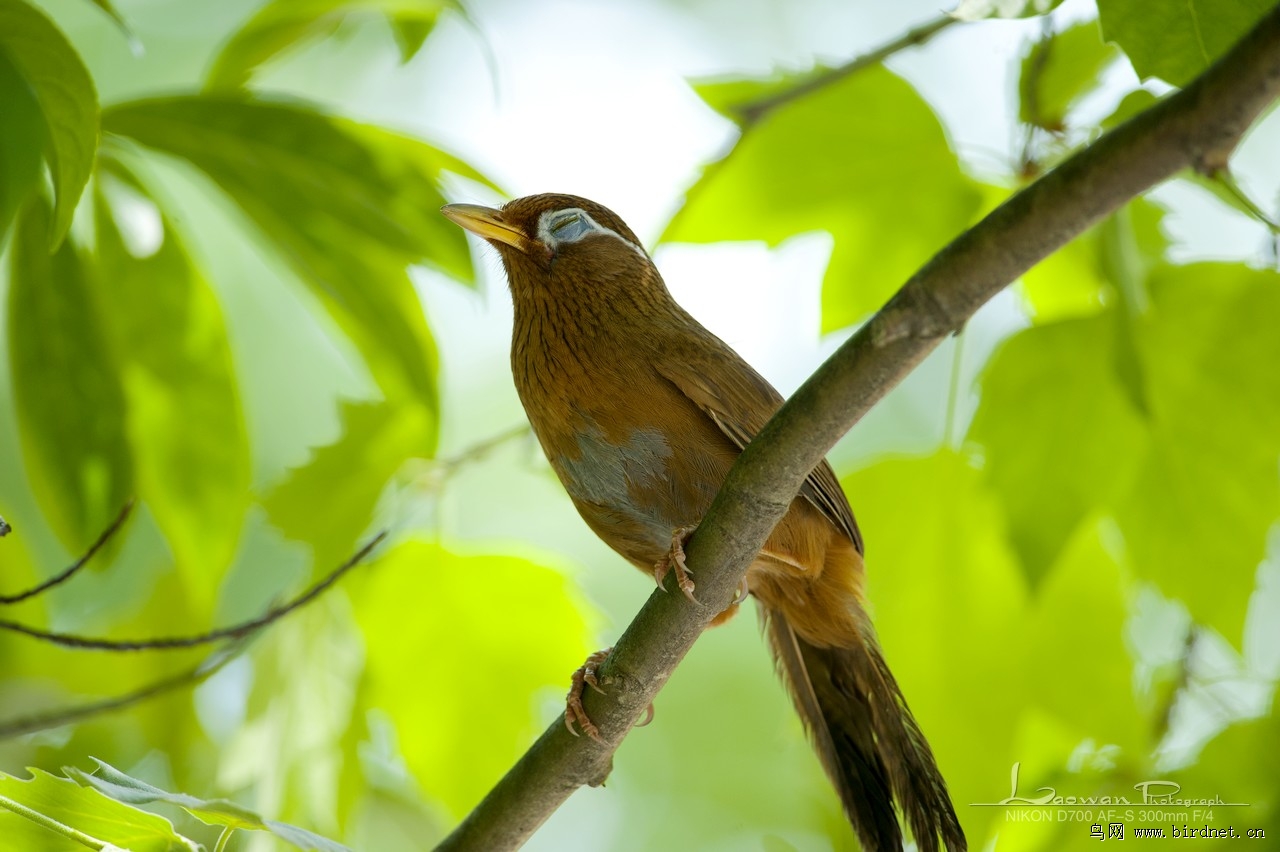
655 354 863 554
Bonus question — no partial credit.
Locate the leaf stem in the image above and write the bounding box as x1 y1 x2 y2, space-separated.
214 826 235 852
0 792 114 850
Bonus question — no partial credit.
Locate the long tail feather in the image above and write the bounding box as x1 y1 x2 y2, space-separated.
763 606 966 852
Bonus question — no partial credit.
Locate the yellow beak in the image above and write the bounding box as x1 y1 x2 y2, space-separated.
441 203 534 254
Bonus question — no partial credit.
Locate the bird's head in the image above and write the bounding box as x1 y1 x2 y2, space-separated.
442 194 656 301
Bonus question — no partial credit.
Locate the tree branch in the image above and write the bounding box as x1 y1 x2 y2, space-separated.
436 7 1280 850
0 532 386 650
735 13 958 127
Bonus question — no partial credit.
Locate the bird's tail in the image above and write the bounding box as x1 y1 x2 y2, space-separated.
761 603 966 852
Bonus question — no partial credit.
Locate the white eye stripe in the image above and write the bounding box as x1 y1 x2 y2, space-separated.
536 207 648 260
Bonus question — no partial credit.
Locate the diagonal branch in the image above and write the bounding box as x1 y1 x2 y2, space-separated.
435 7 1280 850
735 13 958 127
0 501 134 605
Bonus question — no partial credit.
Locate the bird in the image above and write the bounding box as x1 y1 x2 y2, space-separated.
443 193 966 852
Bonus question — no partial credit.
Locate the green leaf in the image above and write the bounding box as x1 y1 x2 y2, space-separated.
0 768 199 852
1019 20 1120 131
976 258 1280 639
103 95 483 412
1100 88 1158 130
665 66 982 332
1097 0 1274 86
0 0 99 247
1116 263 1280 641
264 400 430 563
1175 686 1280 844
968 313 1147 585
66 759 354 851
1028 520 1149 755
389 13 433 62
0 48 44 245
207 0 451 90
356 540 594 816
93 164 251 588
841 453 1029 847
951 0 1065 21
7 196 133 553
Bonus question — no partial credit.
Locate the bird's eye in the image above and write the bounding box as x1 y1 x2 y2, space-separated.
548 213 590 242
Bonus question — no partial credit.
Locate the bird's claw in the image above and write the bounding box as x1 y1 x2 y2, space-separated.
653 524 699 603
566 647 612 741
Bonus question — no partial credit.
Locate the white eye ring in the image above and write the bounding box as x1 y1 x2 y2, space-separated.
547 212 590 241
536 207 648 261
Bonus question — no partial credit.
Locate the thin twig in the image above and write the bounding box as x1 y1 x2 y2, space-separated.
1213 170 1280 234
735 13 959 127
0 642 243 739
435 7 1280 849
434 424 531 482
0 501 135 605
0 532 386 650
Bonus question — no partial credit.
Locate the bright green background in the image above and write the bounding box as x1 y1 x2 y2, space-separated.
1 0 1278 849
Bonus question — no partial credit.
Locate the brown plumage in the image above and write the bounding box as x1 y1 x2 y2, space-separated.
443 193 965 852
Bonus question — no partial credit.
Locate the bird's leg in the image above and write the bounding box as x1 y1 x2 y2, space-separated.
565 646 655 741
653 524 699 602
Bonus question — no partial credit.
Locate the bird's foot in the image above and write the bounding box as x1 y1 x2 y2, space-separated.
566 647 611 741
653 524 699 602
565 647 655 741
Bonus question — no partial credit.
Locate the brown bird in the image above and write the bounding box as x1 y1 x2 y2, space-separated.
443 194 965 852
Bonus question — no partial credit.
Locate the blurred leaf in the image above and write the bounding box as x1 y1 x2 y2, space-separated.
1017 229 1110 322
1016 196 1172 323
221 599 364 841
0 768 198 852
389 14 433 62
0 0 99 247
356 540 594 816
1097 0 1273 86
666 66 982 332
92 166 250 590
1019 20 1120 131
103 95 484 411
980 257 1279 640
1100 88 1158 129
1029 520 1149 754
7 197 133 553
1116 263 1280 642
842 452 1029 846
951 0 1065 21
66 758 354 851
207 0 452 89
1175 686 1280 845
968 314 1147 585
0 49 44 245
265 400 430 564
